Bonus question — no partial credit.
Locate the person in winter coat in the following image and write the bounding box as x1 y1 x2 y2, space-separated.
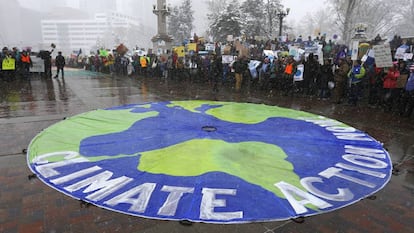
399 65 414 117
382 63 400 111
332 58 350 104
283 56 297 95
303 53 320 95
210 55 223 92
140 55 148 74
347 60 366 105
54 51 65 79
318 59 334 99
20 50 32 78
259 57 271 90
232 56 248 91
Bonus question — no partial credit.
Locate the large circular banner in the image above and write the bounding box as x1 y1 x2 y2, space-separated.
27 101 392 223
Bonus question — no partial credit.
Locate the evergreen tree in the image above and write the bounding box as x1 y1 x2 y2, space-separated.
240 0 267 39
209 1 243 42
168 0 194 45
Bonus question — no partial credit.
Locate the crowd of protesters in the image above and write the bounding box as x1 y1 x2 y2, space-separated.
1 34 413 118
0 46 34 81
0 45 59 80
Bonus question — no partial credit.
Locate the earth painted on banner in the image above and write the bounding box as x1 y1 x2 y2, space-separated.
27 101 392 223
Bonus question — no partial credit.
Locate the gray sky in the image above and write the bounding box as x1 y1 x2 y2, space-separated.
281 0 325 20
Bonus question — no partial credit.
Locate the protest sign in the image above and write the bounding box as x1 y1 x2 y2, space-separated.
293 64 304 81
174 46 185 57
372 44 393 68
351 41 359 61
222 55 235 64
30 56 45 73
2 58 15 70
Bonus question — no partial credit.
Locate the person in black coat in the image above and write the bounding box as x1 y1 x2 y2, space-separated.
211 55 223 92
318 59 334 99
54 51 65 79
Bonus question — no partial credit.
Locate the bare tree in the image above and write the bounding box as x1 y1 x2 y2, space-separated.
391 0 414 36
328 0 411 44
328 0 358 45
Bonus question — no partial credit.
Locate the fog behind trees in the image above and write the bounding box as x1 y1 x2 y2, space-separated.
2 0 412 53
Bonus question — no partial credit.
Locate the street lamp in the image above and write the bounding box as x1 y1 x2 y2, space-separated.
276 8 290 38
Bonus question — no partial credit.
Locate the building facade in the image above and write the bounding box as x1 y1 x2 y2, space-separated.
41 11 141 55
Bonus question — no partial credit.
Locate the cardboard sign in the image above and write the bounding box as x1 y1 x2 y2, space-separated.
174 46 185 57
187 43 197 52
2 58 15 70
397 74 408 89
372 44 393 68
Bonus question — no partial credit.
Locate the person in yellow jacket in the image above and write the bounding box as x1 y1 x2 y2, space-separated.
140 55 148 74
347 60 366 106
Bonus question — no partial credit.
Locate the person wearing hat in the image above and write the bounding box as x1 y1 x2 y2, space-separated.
399 64 414 117
347 60 366 106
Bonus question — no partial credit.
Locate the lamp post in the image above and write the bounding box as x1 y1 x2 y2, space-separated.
276 8 290 38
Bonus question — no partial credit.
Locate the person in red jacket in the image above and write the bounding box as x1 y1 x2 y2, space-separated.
382 62 400 111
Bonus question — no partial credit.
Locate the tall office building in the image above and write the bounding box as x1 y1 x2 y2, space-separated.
41 11 146 55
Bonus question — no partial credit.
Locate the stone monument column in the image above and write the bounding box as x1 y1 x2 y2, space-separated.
152 0 174 55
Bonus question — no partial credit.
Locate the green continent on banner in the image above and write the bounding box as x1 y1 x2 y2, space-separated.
169 100 316 124
28 108 159 162
139 139 302 198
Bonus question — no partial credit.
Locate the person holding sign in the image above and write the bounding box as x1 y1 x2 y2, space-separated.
1 48 16 81
347 60 366 106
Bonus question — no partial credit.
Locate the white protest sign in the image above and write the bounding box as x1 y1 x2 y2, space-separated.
351 41 359 61
294 64 304 81
395 48 406 59
222 55 235 64
30 56 45 73
405 53 413 60
372 44 393 68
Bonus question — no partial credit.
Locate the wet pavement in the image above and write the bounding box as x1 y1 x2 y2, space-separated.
0 69 413 233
